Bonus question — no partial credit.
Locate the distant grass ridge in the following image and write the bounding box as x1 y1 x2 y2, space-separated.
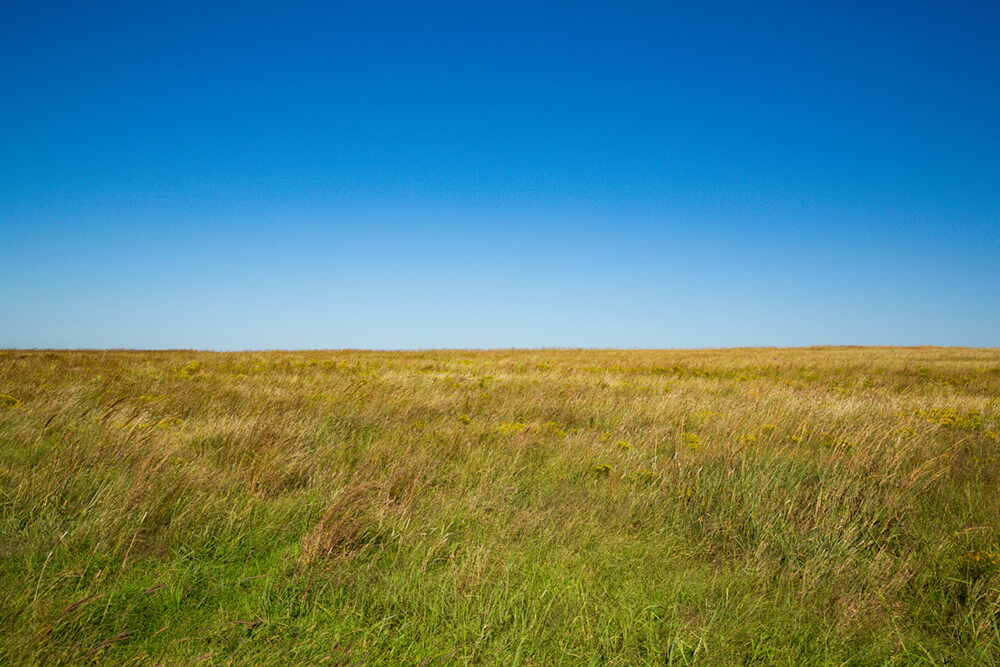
1 348 999 664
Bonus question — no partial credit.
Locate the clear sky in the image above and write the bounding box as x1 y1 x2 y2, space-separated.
2 1 998 349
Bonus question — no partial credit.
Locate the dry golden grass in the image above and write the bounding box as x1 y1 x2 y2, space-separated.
1 347 999 664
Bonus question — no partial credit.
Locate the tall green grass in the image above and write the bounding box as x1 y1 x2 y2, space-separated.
1 348 999 664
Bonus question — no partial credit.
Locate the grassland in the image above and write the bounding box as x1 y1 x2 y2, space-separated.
1 347 999 665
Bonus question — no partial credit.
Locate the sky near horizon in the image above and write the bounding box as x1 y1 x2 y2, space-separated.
2 1 998 350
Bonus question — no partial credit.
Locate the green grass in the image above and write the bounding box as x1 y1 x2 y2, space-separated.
1 347 999 664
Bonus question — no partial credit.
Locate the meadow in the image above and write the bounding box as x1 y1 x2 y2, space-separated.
1 347 999 665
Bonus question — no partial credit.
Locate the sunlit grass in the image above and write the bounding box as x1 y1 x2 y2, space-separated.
1 347 999 664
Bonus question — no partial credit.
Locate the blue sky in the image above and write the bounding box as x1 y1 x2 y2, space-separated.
2 1 998 349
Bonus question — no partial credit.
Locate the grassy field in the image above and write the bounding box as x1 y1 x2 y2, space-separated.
1 348 999 665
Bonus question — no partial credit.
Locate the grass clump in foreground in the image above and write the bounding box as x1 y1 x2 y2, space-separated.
1 347 1000 664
